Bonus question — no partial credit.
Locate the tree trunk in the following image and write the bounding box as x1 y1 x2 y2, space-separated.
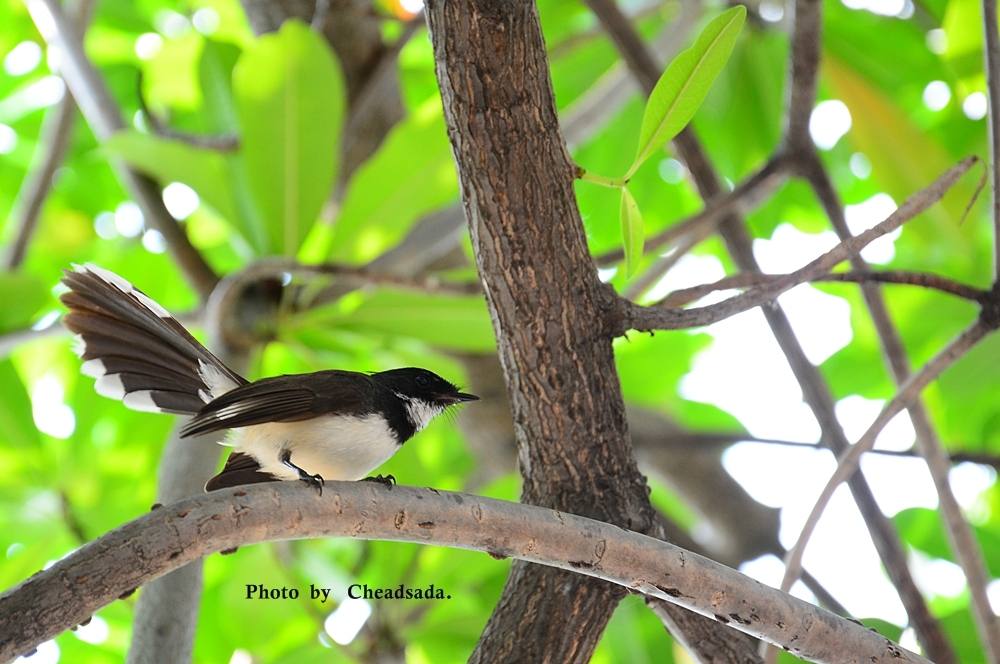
424 1 655 660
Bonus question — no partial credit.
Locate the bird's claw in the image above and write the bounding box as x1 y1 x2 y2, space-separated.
300 472 325 496
362 474 396 488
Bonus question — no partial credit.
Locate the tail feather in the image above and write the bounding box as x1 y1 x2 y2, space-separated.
61 264 247 415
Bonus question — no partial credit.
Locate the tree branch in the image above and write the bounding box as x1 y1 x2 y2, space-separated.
0 483 930 664
616 157 976 333
26 0 219 300
671 430 1000 470
983 0 1000 276
783 0 821 150
657 268 986 308
583 0 956 657
801 150 1000 663
780 322 990 592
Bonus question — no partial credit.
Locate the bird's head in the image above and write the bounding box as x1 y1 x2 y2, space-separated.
374 368 478 431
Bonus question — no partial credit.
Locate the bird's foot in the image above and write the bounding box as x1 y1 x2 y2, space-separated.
362 474 396 488
299 472 325 495
279 449 325 496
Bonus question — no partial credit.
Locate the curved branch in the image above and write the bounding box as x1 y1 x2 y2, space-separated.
0 482 928 664
618 157 977 333
657 269 986 308
26 0 219 300
780 322 990 593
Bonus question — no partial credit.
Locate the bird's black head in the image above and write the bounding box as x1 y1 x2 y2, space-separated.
374 368 478 407
373 368 478 434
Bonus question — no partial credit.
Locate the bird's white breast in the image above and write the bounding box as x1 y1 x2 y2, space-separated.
229 414 401 481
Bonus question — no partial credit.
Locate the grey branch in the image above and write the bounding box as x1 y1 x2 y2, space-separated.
5 0 96 270
26 0 219 300
657 269 986 308
582 0 955 656
781 322 990 594
617 157 976 333
984 0 1000 276
801 151 1000 663
0 482 929 664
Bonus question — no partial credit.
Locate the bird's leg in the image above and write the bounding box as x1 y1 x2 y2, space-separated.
280 449 324 495
362 474 396 488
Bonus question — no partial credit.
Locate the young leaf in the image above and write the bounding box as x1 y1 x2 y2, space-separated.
233 19 344 255
620 186 644 277
627 6 746 178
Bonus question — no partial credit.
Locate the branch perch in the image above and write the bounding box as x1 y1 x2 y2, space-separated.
0 482 929 664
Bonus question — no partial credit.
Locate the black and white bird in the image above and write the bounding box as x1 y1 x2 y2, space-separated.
60 264 478 493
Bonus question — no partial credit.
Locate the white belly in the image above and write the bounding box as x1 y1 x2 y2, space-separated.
228 414 401 481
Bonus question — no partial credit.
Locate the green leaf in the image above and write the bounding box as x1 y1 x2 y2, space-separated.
619 186 644 277
104 131 239 224
233 19 344 255
627 6 746 178
290 290 496 352
0 360 38 448
0 273 48 334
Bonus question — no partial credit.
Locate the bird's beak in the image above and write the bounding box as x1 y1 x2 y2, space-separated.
441 392 479 404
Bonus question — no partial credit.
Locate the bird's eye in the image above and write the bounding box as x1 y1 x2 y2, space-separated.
415 374 429 387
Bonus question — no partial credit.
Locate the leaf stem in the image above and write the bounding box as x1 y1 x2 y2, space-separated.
577 168 627 189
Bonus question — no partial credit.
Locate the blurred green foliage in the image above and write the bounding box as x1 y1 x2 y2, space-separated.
0 0 997 661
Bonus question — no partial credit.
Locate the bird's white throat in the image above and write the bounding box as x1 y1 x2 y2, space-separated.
396 394 443 432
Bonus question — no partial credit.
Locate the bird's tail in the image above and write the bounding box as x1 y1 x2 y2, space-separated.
60 264 247 415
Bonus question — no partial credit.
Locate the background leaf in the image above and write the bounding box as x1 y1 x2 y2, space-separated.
628 6 746 178
233 20 343 255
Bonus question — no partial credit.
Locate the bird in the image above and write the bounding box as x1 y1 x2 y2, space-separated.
59 264 478 493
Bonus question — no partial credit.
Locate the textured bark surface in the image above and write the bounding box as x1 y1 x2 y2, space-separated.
424 2 656 661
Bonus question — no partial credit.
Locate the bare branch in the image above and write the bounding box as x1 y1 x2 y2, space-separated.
0 482 930 664
984 0 1000 275
658 269 986 308
5 0 96 270
780 322 990 593
26 0 219 300
5 93 77 269
783 0 821 148
583 0 956 656
618 157 976 333
802 151 1000 664
673 430 1000 470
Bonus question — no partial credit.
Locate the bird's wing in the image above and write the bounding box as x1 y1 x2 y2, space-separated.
179 371 372 437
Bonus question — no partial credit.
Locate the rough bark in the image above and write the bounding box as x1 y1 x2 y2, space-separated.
0 483 929 664
424 1 655 661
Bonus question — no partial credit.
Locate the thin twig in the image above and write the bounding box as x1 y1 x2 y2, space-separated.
783 0 822 149
584 0 956 657
136 74 238 151
5 0 97 270
803 152 1000 664
5 94 77 269
780 322 989 593
658 269 987 308
668 431 1000 470
0 482 931 664
26 0 219 300
984 0 1000 275
619 158 976 332
622 231 702 300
